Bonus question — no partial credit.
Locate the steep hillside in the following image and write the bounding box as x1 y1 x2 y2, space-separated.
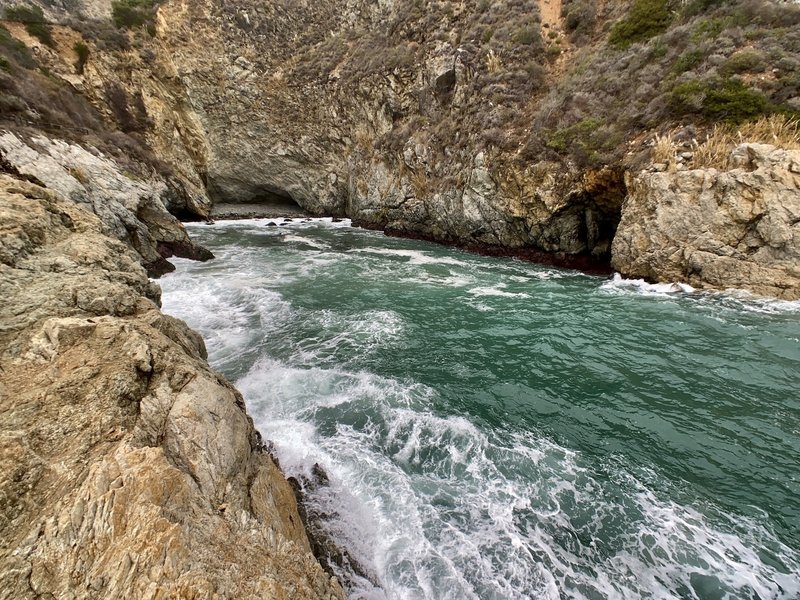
1 0 799 288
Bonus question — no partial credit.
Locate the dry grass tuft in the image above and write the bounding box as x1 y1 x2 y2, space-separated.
653 115 800 170
691 125 730 169
694 115 800 169
486 49 502 73
409 168 430 198
736 114 800 148
652 133 676 164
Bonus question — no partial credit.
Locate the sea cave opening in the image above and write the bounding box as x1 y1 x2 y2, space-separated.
208 180 307 219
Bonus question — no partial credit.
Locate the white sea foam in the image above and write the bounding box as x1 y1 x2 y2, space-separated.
281 234 331 250
160 220 800 600
509 272 562 282
185 217 354 229
602 274 800 315
236 353 800 600
401 272 477 289
467 283 530 298
349 247 472 267
285 309 404 366
711 290 800 315
602 273 696 296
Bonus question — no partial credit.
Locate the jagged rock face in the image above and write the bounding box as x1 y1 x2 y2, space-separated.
612 144 800 299
0 131 211 275
152 0 356 216
0 176 344 599
151 0 622 259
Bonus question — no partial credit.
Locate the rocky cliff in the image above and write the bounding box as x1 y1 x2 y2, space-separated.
3 0 800 297
0 172 344 596
613 143 800 299
0 1 799 596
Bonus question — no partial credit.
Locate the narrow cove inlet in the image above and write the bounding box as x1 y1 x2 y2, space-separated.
159 218 800 600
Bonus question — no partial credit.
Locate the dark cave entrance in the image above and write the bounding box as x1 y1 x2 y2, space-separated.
207 180 308 218
247 185 306 213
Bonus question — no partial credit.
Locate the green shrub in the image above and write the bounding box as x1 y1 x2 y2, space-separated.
703 79 769 123
4 5 54 47
111 0 159 33
609 0 677 49
544 118 622 166
682 0 731 18
73 41 89 74
720 50 765 76
669 79 706 114
672 48 705 74
545 118 601 151
669 78 770 124
513 26 538 46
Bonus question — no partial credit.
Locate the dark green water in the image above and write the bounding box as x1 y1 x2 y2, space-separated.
160 219 800 600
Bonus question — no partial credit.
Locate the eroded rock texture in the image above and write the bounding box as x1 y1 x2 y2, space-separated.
0 131 211 276
0 176 344 599
613 144 800 299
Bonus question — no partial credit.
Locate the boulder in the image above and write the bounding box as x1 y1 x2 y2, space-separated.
612 144 800 299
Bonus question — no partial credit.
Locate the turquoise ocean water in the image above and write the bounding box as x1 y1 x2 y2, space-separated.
159 219 800 600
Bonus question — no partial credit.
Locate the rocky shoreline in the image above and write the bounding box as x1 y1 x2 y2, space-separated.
208 202 310 221
1 0 800 593
0 170 344 598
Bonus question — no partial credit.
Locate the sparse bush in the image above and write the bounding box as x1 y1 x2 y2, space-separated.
609 0 677 49
563 0 596 41
5 5 54 47
71 18 130 51
720 49 765 75
669 79 708 114
73 41 89 74
68 166 90 184
513 26 538 46
111 0 159 34
105 82 151 132
673 48 705 74
682 0 731 18
0 23 37 69
0 91 27 113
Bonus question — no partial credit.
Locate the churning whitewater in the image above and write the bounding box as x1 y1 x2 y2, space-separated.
159 219 800 600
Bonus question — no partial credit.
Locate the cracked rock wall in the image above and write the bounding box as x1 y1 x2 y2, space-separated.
0 176 344 599
612 144 800 299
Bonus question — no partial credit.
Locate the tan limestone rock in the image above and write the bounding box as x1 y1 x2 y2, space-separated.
0 178 344 599
612 144 800 299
